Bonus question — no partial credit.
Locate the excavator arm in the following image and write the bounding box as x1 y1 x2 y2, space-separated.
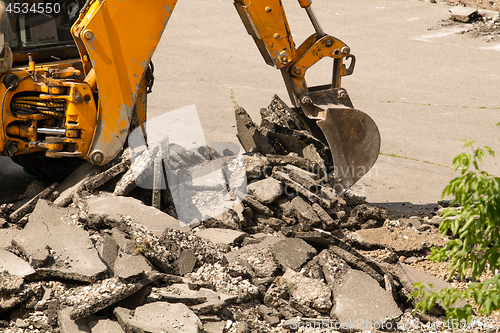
234 0 381 193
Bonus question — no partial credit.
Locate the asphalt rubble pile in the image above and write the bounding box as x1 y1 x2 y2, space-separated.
0 96 480 333
430 6 500 41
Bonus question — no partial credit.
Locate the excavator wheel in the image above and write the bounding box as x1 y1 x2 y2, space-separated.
11 153 86 180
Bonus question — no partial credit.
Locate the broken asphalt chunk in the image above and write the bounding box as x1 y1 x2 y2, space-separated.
89 318 125 333
9 182 58 223
273 171 330 209
83 160 130 192
87 194 184 235
225 242 280 279
247 177 283 204
58 307 91 333
347 224 446 255
242 195 273 216
114 301 202 333
12 199 107 282
194 228 246 246
290 196 322 226
235 107 258 153
69 273 161 320
281 268 332 314
113 251 152 279
400 263 467 311
0 270 24 293
53 162 100 207
0 282 36 312
331 269 402 328
0 249 36 278
271 238 317 271
449 7 479 22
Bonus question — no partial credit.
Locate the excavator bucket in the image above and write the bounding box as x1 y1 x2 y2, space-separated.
302 87 381 195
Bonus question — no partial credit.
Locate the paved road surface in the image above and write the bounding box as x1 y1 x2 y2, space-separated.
1 0 498 207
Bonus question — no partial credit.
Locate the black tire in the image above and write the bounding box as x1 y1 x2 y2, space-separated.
11 152 86 180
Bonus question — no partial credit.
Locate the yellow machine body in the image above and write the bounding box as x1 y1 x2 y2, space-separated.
0 61 97 158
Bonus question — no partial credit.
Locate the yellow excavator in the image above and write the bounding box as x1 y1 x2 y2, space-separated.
0 0 380 193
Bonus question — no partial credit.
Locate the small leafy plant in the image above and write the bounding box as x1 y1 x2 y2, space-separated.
412 122 500 323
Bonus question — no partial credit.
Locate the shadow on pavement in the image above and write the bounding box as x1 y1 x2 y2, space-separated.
0 156 36 205
369 201 439 219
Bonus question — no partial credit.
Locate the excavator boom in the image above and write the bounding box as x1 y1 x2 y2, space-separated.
71 0 178 165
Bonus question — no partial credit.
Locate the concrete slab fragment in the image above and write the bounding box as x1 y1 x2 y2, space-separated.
87 194 183 235
0 249 35 278
0 227 18 249
401 264 467 308
113 251 152 279
247 177 283 204
271 238 317 271
13 200 107 282
194 228 246 246
58 307 91 333
114 302 202 333
9 182 58 223
202 321 225 333
89 319 125 333
332 269 402 328
111 228 136 254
